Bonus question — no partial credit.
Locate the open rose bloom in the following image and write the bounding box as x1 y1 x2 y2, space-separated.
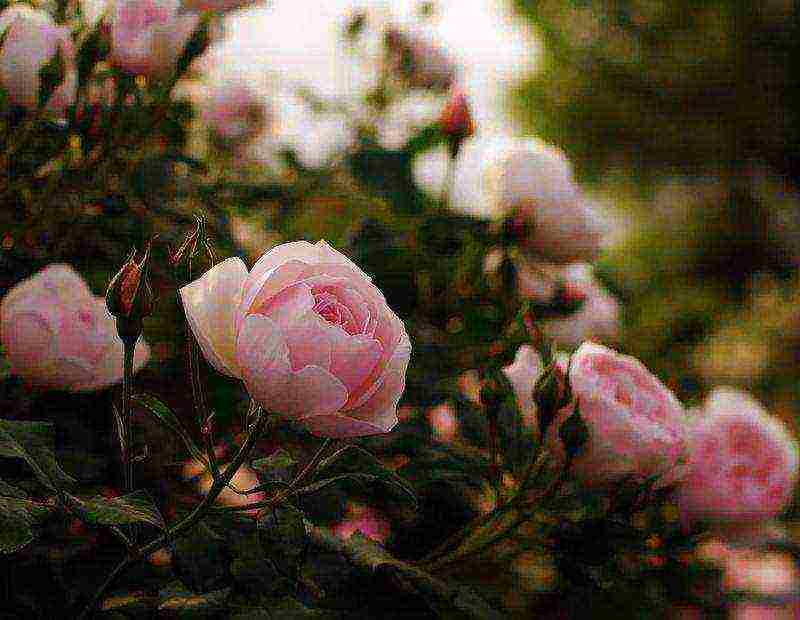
109 0 199 78
553 342 688 484
180 241 411 438
676 388 799 525
0 4 77 115
0 265 149 391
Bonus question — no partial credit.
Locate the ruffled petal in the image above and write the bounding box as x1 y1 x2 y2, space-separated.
180 257 248 378
329 332 382 396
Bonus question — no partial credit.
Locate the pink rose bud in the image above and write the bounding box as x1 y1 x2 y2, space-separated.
109 0 199 78
179 241 411 438
451 136 607 263
676 388 799 525
551 342 688 484
502 345 545 428
0 264 149 391
384 26 458 92
0 5 77 115
440 87 474 156
200 81 265 144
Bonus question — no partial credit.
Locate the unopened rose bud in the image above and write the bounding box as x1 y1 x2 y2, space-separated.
440 88 474 158
169 216 215 278
106 239 157 343
533 361 570 435
0 5 77 115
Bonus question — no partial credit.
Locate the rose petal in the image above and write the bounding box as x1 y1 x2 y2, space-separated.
180 257 248 377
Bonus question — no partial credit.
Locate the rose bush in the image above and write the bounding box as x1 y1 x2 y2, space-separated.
179 240 411 438
552 342 688 484
676 388 799 524
0 264 149 391
0 4 77 115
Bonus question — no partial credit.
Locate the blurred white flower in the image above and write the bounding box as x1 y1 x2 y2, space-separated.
377 92 444 150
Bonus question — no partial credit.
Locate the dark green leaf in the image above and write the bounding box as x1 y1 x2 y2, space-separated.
0 419 76 490
38 48 66 109
559 404 590 461
64 490 165 529
174 521 231 593
132 393 206 465
258 503 307 580
251 448 297 482
314 445 417 508
158 581 230 618
0 496 53 554
0 477 27 499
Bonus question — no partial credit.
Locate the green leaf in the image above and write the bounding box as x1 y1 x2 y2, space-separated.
38 48 66 109
132 393 206 465
559 404 590 461
64 490 165 530
251 448 297 481
0 419 76 490
258 503 307 580
0 496 53 554
0 477 27 499
314 445 417 509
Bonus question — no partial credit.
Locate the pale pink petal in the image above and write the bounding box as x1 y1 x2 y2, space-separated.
312 240 373 282
180 257 248 378
253 282 314 328
236 314 292 411
287 365 348 418
2 312 55 377
329 332 382 395
149 13 198 77
283 312 333 371
239 259 310 327
502 345 545 427
248 241 318 284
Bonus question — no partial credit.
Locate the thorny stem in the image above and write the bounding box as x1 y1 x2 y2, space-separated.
78 407 272 620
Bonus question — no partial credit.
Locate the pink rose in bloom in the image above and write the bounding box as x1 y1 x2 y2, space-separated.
502 345 545 428
109 0 199 78
201 81 265 144
180 241 411 438
676 388 799 525
0 264 149 391
552 342 688 484
451 136 607 263
0 5 77 115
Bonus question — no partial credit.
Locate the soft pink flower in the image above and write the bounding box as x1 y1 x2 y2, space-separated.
541 263 621 348
502 345 545 428
200 81 265 143
331 502 391 543
0 5 77 115
0 264 149 391
552 342 688 484
451 136 607 263
676 388 799 525
109 0 199 78
179 241 411 438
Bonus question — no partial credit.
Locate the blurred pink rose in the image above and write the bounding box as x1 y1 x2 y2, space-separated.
0 264 149 391
331 502 391 543
542 263 621 348
0 5 77 115
552 342 688 484
180 241 411 438
502 345 545 428
451 136 607 263
109 0 199 78
384 26 458 91
676 388 799 525
201 81 265 143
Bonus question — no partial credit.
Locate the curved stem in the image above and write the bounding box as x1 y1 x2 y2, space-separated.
78 407 271 619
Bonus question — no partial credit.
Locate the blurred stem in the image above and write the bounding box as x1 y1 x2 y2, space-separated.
441 151 457 205
121 340 135 495
78 407 272 620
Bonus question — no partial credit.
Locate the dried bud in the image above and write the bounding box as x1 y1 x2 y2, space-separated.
440 87 474 157
533 361 570 436
106 238 157 343
170 215 216 278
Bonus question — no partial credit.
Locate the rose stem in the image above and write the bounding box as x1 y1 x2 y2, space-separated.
78 407 271 619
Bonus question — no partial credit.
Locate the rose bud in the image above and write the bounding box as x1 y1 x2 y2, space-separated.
676 388 799 526
439 87 474 157
549 342 688 485
0 5 77 115
109 0 200 78
0 264 149 391
200 80 266 145
106 240 157 344
179 240 411 438
384 26 458 92
502 345 545 428
450 136 607 263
